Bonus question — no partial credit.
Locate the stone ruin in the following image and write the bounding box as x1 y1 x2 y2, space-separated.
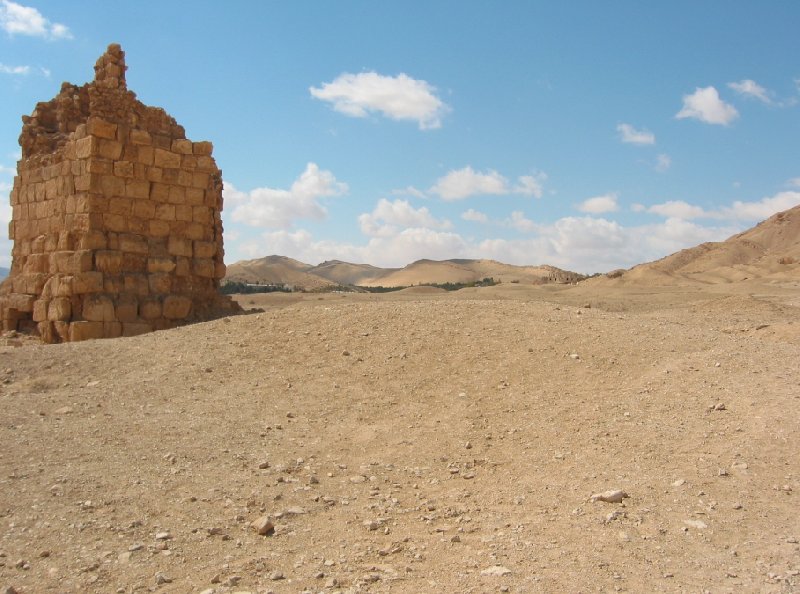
0 43 240 342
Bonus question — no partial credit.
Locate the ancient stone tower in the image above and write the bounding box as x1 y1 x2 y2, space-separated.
0 43 239 342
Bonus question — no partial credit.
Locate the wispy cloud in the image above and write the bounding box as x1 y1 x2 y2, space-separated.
226 163 348 229
0 62 29 75
727 79 771 104
676 86 739 125
391 185 427 199
617 123 655 145
578 193 618 214
655 153 672 173
461 208 488 223
310 71 449 130
0 0 72 40
430 167 546 200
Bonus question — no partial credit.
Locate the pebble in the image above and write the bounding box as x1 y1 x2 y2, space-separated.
590 490 629 503
155 531 172 540
481 565 512 577
269 571 285 580
672 479 686 487
54 406 74 415
683 519 708 530
569 353 580 360
154 572 172 584
250 516 275 536
258 461 270 469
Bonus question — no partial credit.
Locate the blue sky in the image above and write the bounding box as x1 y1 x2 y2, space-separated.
1 1 799 273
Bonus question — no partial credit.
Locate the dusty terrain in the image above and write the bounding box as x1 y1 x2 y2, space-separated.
1 277 799 594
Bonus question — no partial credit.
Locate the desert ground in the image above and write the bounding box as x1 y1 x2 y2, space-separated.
1 279 799 593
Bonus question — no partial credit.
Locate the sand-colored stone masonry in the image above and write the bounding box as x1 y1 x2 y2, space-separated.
0 43 239 342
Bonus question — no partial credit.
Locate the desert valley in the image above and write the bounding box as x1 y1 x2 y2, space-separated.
1 204 798 593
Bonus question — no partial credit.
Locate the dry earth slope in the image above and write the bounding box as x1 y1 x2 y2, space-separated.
1 283 799 593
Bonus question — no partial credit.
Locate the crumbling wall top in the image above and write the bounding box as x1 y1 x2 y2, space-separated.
93 43 127 90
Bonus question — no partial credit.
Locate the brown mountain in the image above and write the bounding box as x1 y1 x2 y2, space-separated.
224 256 583 289
605 204 800 284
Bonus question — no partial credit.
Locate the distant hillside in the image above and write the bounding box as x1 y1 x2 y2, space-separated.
224 256 583 290
0 267 8 280
601 204 800 285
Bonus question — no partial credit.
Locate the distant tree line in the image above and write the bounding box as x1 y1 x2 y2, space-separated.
219 281 292 295
359 277 497 293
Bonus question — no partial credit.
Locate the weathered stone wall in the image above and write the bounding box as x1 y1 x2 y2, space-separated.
0 44 239 342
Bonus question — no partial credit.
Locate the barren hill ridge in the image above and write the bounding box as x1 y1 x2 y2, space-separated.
602 203 800 285
224 256 583 289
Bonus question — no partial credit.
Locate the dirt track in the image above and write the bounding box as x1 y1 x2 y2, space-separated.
1 282 799 593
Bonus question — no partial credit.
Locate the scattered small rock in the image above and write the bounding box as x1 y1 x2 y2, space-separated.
269 571 285 580
683 519 708 530
154 572 172 584
481 565 512 577
154 531 172 540
590 490 629 503
250 516 275 536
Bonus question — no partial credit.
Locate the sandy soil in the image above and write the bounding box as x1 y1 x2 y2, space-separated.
1 281 799 593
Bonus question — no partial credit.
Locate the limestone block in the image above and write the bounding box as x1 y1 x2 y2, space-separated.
97 139 123 160
109 196 132 215
172 139 192 154
139 297 162 319
123 274 150 296
162 168 179 184
175 256 190 277
122 322 153 337
150 182 170 202
23 253 49 274
7 293 35 313
75 136 97 159
163 295 192 319
97 174 126 196
87 159 113 174
77 230 108 250
114 294 138 322
132 199 156 219
192 141 213 156
103 213 128 232
127 216 147 235
152 134 172 150
129 129 152 145
37 321 55 342
177 169 193 186
118 233 148 254
185 187 204 206
167 236 193 257
184 222 205 240
82 294 116 322
148 273 172 294
168 185 185 204
32 298 49 322
20 272 47 294
191 171 210 189
137 145 154 166
70 321 105 341
175 204 193 222
125 179 150 200
153 148 181 168
193 240 216 259
113 161 134 178
214 261 226 279
193 258 215 278
50 250 93 274
103 321 122 338
47 297 72 321
122 252 147 272
87 117 117 140
147 257 176 273
72 271 104 293
95 250 123 273
149 219 170 237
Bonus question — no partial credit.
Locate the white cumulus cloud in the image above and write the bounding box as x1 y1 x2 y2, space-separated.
461 208 488 223
617 123 655 145
676 86 739 125
310 72 448 130
0 0 71 39
648 200 707 220
430 167 545 200
717 191 800 221
507 211 536 233
578 193 619 214
226 163 348 229
358 198 450 237
727 79 771 104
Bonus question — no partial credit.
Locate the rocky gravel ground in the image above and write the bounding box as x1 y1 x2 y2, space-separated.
1 284 798 593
